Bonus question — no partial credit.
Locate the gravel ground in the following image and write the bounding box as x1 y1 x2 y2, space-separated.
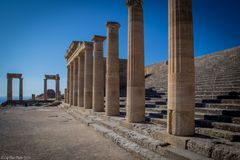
0 106 135 160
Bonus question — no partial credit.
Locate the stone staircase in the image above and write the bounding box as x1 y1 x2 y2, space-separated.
140 46 240 144
59 46 240 160
59 104 214 160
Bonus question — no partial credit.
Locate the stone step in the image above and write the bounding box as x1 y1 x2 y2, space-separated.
195 84 240 88
212 122 240 132
195 80 240 85
221 99 240 104
94 116 210 160
195 91 238 96
195 108 240 116
150 118 167 126
195 127 240 142
233 117 240 124
195 113 233 123
205 103 240 110
68 108 170 160
75 109 209 160
196 78 240 84
217 95 240 100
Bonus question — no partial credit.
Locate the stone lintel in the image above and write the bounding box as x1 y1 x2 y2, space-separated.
106 21 121 29
7 73 22 79
91 35 106 42
126 0 143 7
45 74 60 80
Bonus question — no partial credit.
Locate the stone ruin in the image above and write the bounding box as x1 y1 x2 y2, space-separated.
61 0 240 159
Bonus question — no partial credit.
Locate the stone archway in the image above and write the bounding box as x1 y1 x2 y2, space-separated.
44 74 60 100
7 73 23 101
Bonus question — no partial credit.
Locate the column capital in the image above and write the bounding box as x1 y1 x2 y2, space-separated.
126 0 143 7
91 35 106 42
106 21 121 29
83 41 93 50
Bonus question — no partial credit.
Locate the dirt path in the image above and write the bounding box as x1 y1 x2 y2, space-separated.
0 106 135 160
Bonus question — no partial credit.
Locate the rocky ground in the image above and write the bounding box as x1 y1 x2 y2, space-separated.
0 106 135 160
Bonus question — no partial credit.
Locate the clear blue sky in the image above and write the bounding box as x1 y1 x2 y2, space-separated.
0 0 239 97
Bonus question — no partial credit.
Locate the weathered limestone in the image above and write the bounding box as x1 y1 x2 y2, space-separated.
7 78 13 101
32 94 36 101
44 79 47 100
84 42 94 109
73 59 79 106
44 74 61 101
167 0 195 136
70 63 74 105
92 35 106 112
78 54 85 107
106 22 121 116
7 73 23 101
126 0 145 123
64 89 67 103
19 78 23 101
55 76 60 100
66 66 70 103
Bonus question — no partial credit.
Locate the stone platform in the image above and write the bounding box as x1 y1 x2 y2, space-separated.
59 103 240 160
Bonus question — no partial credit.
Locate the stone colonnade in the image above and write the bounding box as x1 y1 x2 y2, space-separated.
7 73 23 101
65 0 195 136
44 74 60 100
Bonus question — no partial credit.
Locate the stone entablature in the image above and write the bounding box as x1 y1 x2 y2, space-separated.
45 74 60 80
65 41 93 66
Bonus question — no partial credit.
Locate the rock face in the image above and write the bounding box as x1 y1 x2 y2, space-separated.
36 89 56 100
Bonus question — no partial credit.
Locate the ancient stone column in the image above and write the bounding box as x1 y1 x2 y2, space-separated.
7 77 13 101
167 0 195 136
126 0 145 123
19 78 23 101
32 94 36 101
44 79 47 101
105 22 120 116
78 54 85 107
56 75 60 100
69 63 74 105
67 66 70 103
73 59 78 106
92 35 106 112
83 42 93 109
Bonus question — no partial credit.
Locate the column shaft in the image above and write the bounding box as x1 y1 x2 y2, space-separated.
67 66 70 103
92 36 106 112
69 63 74 105
64 88 67 103
78 55 85 107
56 78 60 100
44 79 47 100
73 59 78 106
7 78 13 101
106 22 120 116
19 78 23 101
126 0 145 122
84 43 93 109
167 0 195 136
